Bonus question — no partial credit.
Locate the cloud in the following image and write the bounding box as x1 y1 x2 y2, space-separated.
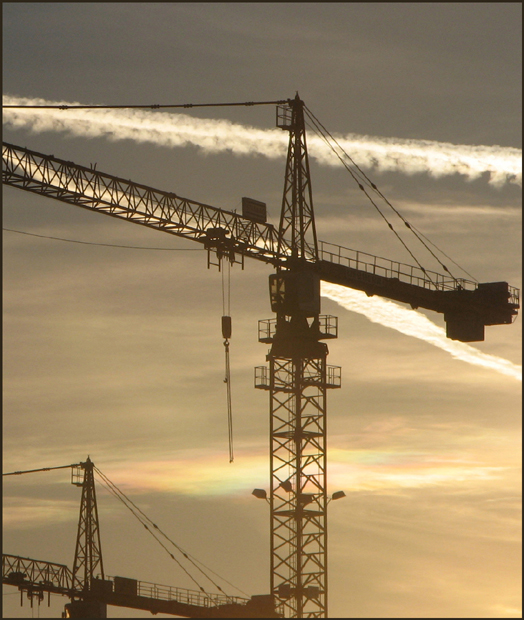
3 446 509 523
101 449 269 496
2 497 79 528
321 282 521 381
3 95 522 187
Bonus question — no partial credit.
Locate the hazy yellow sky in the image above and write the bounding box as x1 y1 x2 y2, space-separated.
3 3 521 618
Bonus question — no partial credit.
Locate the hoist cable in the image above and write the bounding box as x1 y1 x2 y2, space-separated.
305 105 473 283
227 260 231 317
224 341 234 463
364 183 461 282
92 468 207 595
304 110 435 281
95 466 242 600
304 105 471 284
222 265 226 316
93 466 243 599
221 259 232 317
221 259 234 463
304 114 438 287
406 222 478 282
92 467 223 597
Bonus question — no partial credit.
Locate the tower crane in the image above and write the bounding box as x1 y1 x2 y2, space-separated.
2 94 520 618
3 458 278 618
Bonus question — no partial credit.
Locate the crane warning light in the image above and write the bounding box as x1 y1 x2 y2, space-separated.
242 197 267 224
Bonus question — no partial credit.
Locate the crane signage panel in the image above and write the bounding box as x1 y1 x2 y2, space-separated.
242 197 267 224
114 576 137 596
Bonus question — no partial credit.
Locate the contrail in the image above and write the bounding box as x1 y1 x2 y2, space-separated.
3 95 521 187
321 282 521 381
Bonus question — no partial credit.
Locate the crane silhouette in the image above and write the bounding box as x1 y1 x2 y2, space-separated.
2 94 520 618
3 458 278 618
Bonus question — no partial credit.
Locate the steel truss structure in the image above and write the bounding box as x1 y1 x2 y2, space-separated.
256 317 340 618
255 95 341 618
2 142 518 342
276 99 317 262
71 458 105 594
1 142 286 265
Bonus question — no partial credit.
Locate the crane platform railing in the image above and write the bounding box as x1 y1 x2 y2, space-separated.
319 240 476 293
105 574 249 609
258 315 338 343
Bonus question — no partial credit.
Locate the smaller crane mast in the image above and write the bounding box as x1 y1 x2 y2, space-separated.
71 457 104 592
68 456 106 618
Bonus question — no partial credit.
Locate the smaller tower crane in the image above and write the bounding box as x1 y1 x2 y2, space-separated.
3 458 279 619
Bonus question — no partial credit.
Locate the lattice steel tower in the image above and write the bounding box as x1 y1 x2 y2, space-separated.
71 457 104 593
256 94 341 618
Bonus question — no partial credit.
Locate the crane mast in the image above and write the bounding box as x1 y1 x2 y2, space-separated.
253 94 335 618
276 94 318 262
69 457 106 617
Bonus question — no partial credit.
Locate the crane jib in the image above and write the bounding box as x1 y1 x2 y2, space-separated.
2 554 278 618
2 141 519 342
1 142 287 265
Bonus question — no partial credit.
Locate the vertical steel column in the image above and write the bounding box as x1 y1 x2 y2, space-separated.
258 95 334 617
71 457 104 593
267 319 329 618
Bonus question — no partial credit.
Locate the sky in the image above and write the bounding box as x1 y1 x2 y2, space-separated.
2 3 522 619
